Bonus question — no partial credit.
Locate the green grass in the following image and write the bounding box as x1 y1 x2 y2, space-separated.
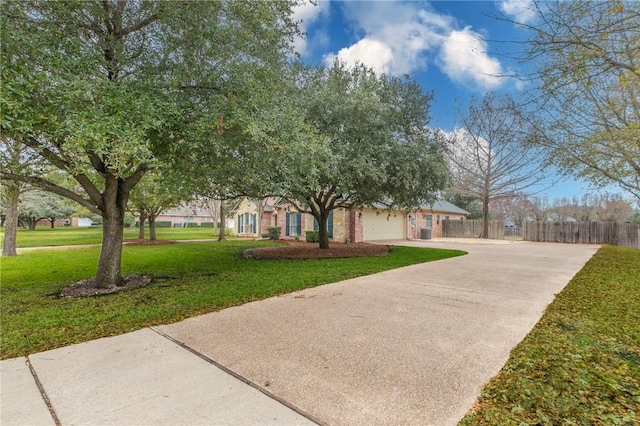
0 241 466 359
461 245 640 426
0 226 228 248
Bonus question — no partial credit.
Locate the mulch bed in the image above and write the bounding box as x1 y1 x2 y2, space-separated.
60 275 152 298
244 241 389 259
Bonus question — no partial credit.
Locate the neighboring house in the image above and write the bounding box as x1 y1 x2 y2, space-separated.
70 217 93 227
232 197 469 242
154 205 234 228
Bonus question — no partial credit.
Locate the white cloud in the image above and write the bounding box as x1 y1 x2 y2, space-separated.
291 0 331 56
322 1 508 91
324 38 394 74
438 28 504 90
498 0 537 25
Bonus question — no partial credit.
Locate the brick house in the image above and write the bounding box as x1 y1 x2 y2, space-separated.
232 197 468 242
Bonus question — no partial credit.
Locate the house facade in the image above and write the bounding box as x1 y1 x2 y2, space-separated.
233 197 468 242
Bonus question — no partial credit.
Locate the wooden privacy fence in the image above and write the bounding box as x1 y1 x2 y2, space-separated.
523 221 640 248
442 219 505 240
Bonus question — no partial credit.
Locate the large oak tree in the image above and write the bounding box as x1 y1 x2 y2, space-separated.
266 63 450 249
0 1 302 288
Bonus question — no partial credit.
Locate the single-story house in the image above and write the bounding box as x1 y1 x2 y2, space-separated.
232 197 469 242
154 205 234 228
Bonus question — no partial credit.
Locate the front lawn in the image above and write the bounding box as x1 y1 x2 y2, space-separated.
0 226 228 248
461 245 640 425
0 241 466 359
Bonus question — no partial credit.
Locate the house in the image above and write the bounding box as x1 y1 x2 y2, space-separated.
70 217 94 227
154 204 234 228
232 197 469 242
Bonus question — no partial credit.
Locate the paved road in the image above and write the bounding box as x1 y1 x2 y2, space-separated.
1 240 598 425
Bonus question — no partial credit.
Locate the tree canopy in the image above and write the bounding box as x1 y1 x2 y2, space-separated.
18 190 76 230
265 63 450 248
516 0 640 201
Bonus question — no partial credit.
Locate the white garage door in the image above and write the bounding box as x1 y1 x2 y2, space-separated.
362 209 406 241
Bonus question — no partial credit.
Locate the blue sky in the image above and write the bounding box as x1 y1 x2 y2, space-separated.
290 0 596 200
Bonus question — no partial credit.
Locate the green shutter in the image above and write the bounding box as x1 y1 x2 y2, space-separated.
285 213 290 236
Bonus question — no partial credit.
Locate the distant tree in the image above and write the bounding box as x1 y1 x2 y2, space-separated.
18 190 75 230
198 197 235 238
509 196 535 227
593 193 633 222
529 196 552 221
445 194 482 219
547 193 633 222
128 170 186 240
513 1 640 201
490 196 522 222
445 94 547 238
0 139 43 255
550 197 575 222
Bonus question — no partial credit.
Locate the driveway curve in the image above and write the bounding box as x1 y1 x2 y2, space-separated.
157 240 599 425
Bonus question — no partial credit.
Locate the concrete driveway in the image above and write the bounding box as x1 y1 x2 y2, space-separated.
2 240 598 425
156 240 598 425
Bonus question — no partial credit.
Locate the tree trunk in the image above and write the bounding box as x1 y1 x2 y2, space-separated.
26 217 37 231
481 195 490 239
138 213 147 239
218 199 226 242
2 181 20 256
318 210 330 249
49 218 56 228
95 175 127 288
149 214 157 241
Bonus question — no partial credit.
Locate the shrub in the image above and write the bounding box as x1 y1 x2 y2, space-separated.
305 230 319 243
186 222 199 228
200 222 215 228
155 221 172 228
266 226 281 240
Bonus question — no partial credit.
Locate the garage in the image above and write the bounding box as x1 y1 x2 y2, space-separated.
362 209 406 241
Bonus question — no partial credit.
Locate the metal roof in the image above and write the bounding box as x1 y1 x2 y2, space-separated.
419 200 470 215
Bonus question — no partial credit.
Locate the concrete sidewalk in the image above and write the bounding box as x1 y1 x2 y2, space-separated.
1 329 315 425
1 241 598 425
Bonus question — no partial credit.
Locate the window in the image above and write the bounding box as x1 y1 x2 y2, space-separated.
436 215 440 225
237 213 256 234
425 214 432 229
313 210 334 237
285 212 302 236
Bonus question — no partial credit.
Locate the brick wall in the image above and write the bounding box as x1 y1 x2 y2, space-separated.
413 211 466 239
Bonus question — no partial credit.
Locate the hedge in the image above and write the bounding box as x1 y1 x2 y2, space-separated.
305 230 319 243
265 226 281 240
